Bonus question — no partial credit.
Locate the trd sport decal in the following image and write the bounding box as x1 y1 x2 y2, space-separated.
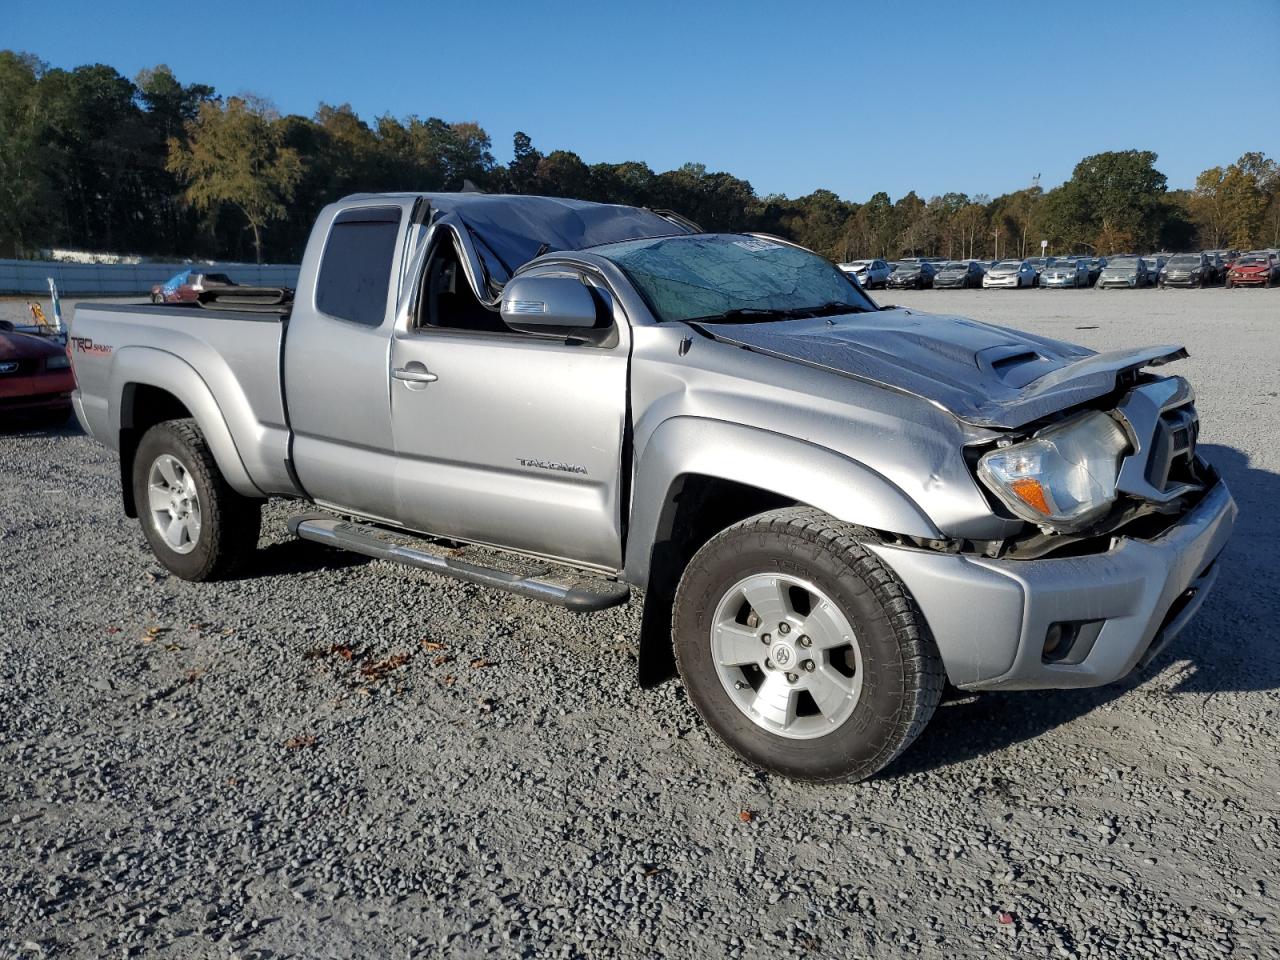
69 337 112 356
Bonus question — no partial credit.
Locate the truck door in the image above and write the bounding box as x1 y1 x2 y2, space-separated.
284 203 409 520
387 238 628 571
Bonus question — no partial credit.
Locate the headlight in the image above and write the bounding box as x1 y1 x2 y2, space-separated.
977 411 1130 532
45 354 71 370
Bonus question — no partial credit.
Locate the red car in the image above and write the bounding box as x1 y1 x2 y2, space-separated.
1225 252 1278 288
150 270 236 304
0 327 75 425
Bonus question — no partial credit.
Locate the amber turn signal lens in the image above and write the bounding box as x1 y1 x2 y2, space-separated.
1009 477 1051 516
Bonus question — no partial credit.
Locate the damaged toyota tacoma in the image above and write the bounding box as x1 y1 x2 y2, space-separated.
69 193 1236 782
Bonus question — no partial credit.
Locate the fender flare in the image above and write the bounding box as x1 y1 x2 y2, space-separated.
623 416 942 588
110 346 262 498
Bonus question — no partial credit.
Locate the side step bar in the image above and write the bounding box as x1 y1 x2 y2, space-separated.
287 514 631 613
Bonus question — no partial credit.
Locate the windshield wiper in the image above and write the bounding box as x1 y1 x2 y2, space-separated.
690 301 870 324
688 307 794 324
790 300 872 318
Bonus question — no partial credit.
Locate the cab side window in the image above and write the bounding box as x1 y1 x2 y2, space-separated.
316 206 401 327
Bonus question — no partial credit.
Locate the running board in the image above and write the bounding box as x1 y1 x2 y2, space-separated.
287 514 631 612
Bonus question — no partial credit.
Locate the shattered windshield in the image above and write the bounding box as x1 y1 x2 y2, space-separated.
595 234 876 323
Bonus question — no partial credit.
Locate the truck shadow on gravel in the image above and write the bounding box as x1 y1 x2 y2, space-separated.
885 443 1279 778
240 538 372 578
0 414 83 437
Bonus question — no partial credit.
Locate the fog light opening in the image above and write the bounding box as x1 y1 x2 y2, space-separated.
1042 621 1083 664
1042 620 1105 665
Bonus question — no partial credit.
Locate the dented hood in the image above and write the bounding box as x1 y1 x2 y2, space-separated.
695 307 1187 429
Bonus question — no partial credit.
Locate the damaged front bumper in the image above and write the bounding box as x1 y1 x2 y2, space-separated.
866 480 1236 690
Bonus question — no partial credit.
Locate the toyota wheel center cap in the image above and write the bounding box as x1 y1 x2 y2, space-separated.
771 643 795 669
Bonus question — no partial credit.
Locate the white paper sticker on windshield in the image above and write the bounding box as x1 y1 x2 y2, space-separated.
733 238 782 252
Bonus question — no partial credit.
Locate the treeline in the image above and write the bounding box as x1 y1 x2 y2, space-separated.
3 51 1279 264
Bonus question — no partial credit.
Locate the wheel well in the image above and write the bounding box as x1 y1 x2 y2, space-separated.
636 474 795 688
118 384 192 517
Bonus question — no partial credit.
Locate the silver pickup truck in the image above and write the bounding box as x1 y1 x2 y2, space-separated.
70 192 1236 782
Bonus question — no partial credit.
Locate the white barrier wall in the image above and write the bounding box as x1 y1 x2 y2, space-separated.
0 259 300 296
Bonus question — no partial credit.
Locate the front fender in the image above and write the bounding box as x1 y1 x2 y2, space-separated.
109 346 262 498
623 416 942 588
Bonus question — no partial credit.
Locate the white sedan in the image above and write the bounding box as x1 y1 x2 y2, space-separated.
982 259 1038 288
839 259 892 289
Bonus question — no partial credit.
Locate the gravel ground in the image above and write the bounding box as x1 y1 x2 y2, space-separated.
1 289 1278 959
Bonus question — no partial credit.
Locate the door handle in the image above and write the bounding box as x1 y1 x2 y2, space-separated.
393 366 438 383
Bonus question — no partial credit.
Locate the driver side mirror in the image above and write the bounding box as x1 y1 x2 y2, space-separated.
500 275 613 345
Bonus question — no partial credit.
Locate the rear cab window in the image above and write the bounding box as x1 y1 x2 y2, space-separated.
316 206 402 326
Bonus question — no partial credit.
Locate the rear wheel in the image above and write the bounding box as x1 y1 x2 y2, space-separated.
132 419 261 581
673 507 944 783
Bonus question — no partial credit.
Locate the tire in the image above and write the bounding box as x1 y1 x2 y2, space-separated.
131 418 262 581
672 507 944 783
1226 278 1233 289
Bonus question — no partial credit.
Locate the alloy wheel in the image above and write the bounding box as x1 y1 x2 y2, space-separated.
146 453 202 554
709 573 863 739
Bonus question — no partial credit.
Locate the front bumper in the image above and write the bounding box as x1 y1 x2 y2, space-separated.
1041 277 1076 287
983 275 1018 287
868 481 1236 690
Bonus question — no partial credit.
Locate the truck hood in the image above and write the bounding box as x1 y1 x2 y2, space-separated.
691 307 1186 429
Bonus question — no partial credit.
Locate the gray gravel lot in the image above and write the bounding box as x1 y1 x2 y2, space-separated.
2 289 1278 959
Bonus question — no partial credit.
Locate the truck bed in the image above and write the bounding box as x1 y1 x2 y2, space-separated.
70 301 300 498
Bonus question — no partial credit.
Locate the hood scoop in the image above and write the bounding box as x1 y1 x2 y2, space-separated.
694 308 1186 429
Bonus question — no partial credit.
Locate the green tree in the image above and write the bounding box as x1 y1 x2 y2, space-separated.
135 64 215 140
1216 153 1275 248
534 149 592 198
0 51 53 255
168 95 303 262
1069 150 1167 253
508 131 543 193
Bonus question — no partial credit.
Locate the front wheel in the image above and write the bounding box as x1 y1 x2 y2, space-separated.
673 507 944 783
132 419 262 581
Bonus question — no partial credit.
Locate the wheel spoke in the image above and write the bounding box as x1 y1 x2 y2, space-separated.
714 621 762 667
164 515 186 548
754 673 799 731
155 456 180 488
739 576 791 626
802 601 854 650
147 483 171 514
807 665 854 719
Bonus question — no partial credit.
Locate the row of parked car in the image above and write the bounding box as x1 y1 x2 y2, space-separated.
840 249 1280 290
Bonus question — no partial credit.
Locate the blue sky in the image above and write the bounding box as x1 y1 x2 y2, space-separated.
11 0 1279 202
